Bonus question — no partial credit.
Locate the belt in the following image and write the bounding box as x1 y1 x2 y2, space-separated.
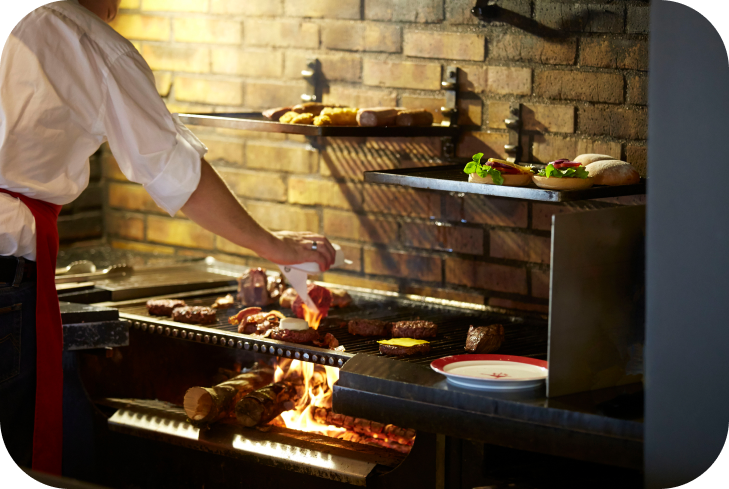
0 256 37 286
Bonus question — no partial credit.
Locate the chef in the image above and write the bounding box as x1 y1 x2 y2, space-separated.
0 0 336 474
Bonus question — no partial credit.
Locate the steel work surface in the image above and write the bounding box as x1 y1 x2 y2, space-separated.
364 165 647 202
112 285 548 367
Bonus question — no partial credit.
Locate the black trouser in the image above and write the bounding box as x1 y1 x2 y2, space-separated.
0 278 37 468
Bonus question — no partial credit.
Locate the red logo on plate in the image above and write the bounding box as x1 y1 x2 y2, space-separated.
487 372 509 379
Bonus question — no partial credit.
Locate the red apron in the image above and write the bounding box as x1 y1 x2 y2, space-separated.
0 189 63 475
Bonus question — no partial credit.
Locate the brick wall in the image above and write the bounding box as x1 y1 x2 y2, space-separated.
104 0 650 314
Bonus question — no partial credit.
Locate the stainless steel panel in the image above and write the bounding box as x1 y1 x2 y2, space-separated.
548 205 645 397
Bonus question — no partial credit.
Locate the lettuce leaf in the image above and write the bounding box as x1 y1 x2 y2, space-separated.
463 154 505 185
538 164 589 179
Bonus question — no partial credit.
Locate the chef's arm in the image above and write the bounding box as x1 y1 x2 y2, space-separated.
181 158 336 270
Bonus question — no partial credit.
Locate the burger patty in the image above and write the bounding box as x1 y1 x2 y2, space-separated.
146 299 186 316
171 306 217 325
465 324 504 354
347 319 391 337
269 327 320 344
379 342 431 357
391 320 437 339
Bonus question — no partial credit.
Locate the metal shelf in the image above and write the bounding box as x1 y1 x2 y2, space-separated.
364 165 647 202
178 113 459 138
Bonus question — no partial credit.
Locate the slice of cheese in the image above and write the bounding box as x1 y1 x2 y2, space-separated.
280 318 309 331
377 338 430 347
487 158 533 174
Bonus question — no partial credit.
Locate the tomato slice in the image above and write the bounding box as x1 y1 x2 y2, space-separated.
553 162 581 169
485 162 521 174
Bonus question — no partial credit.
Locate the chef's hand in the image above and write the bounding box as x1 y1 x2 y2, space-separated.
264 231 336 272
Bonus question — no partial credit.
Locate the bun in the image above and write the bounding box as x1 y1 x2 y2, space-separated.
585 160 641 186
573 154 616 166
468 172 532 187
532 175 594 191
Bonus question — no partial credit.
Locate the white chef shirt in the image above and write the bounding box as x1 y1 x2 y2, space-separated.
0 0 207 260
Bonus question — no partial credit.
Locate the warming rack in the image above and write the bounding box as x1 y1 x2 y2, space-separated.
364 165 647 202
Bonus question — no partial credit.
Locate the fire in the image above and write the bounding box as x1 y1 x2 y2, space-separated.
301 303 323 330
273 359 345 437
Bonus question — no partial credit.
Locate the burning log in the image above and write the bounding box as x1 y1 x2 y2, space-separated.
183 365 273 426
312 407 416 447
235 382 299 428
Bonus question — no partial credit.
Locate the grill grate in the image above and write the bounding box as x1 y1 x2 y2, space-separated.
117 288 548 365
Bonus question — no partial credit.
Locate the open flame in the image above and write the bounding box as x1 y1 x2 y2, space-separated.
273 359 345 437
301 303 323 330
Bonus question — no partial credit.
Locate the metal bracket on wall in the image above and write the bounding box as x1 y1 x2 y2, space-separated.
300 58 321 104
504 102 522 164
440 65 459 159
471 0 566 38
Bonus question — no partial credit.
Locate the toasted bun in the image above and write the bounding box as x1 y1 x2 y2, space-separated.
468 172 532 187
585 160 641 186
532 175 594 191
573 154 617 166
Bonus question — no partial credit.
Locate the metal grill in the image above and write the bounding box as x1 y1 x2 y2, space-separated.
114 285 548 366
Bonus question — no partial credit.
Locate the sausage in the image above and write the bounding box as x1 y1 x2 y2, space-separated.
395 109 434 127
356 108 400 127
262 106 292 121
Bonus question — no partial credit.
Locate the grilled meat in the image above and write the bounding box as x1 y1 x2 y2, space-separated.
212 294 235 309
269 327 321 344
391 320 437 339
292 284 332 319
465 324 504 354
331 288 353 308
146 299 186 316
235 311 284 335
279 287 298 309
347 319 391 337
237 268 273 306
379 342 431 357
172 306 217 325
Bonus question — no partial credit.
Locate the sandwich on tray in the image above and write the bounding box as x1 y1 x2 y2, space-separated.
464 153 534 186
532 158 594 190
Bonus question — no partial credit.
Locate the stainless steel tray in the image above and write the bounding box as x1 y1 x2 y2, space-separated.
364 165 647 202
178 113 459 138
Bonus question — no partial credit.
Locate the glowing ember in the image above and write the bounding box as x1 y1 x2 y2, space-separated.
301 303 324 330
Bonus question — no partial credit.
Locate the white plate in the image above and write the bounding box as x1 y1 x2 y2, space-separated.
431 354 548 391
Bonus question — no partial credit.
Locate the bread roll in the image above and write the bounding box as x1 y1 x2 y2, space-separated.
468 173 532 187
395 109 434 127
585 160 641 186
573 154 617 166
356 108 400 127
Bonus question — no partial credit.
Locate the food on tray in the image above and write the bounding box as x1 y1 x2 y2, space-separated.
269 327 321 344
291 102 338 116
235 310 284 335
279 287 298 309
318 107 359 126
228 306 262 326
212 294 235 309
583 159 641 186
146 299 186 316
356 107 401 127
313 114 332 126
395 109 434 127
464 154 534 186
313 332 340 349
279 111 315 124
391 320 438 339
464 324 505 354
292 283 332 319
330 288 352 308
532 159 594 190
262 106 292 121
347 319 392 337
237 268 277 306
172 306 217 325
378 338 431 357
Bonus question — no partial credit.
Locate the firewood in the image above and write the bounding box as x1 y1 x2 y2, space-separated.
312 407 415 446
183 365 272 426
235 382 299 428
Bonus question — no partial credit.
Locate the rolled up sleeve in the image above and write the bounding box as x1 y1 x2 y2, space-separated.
102 52 207 216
